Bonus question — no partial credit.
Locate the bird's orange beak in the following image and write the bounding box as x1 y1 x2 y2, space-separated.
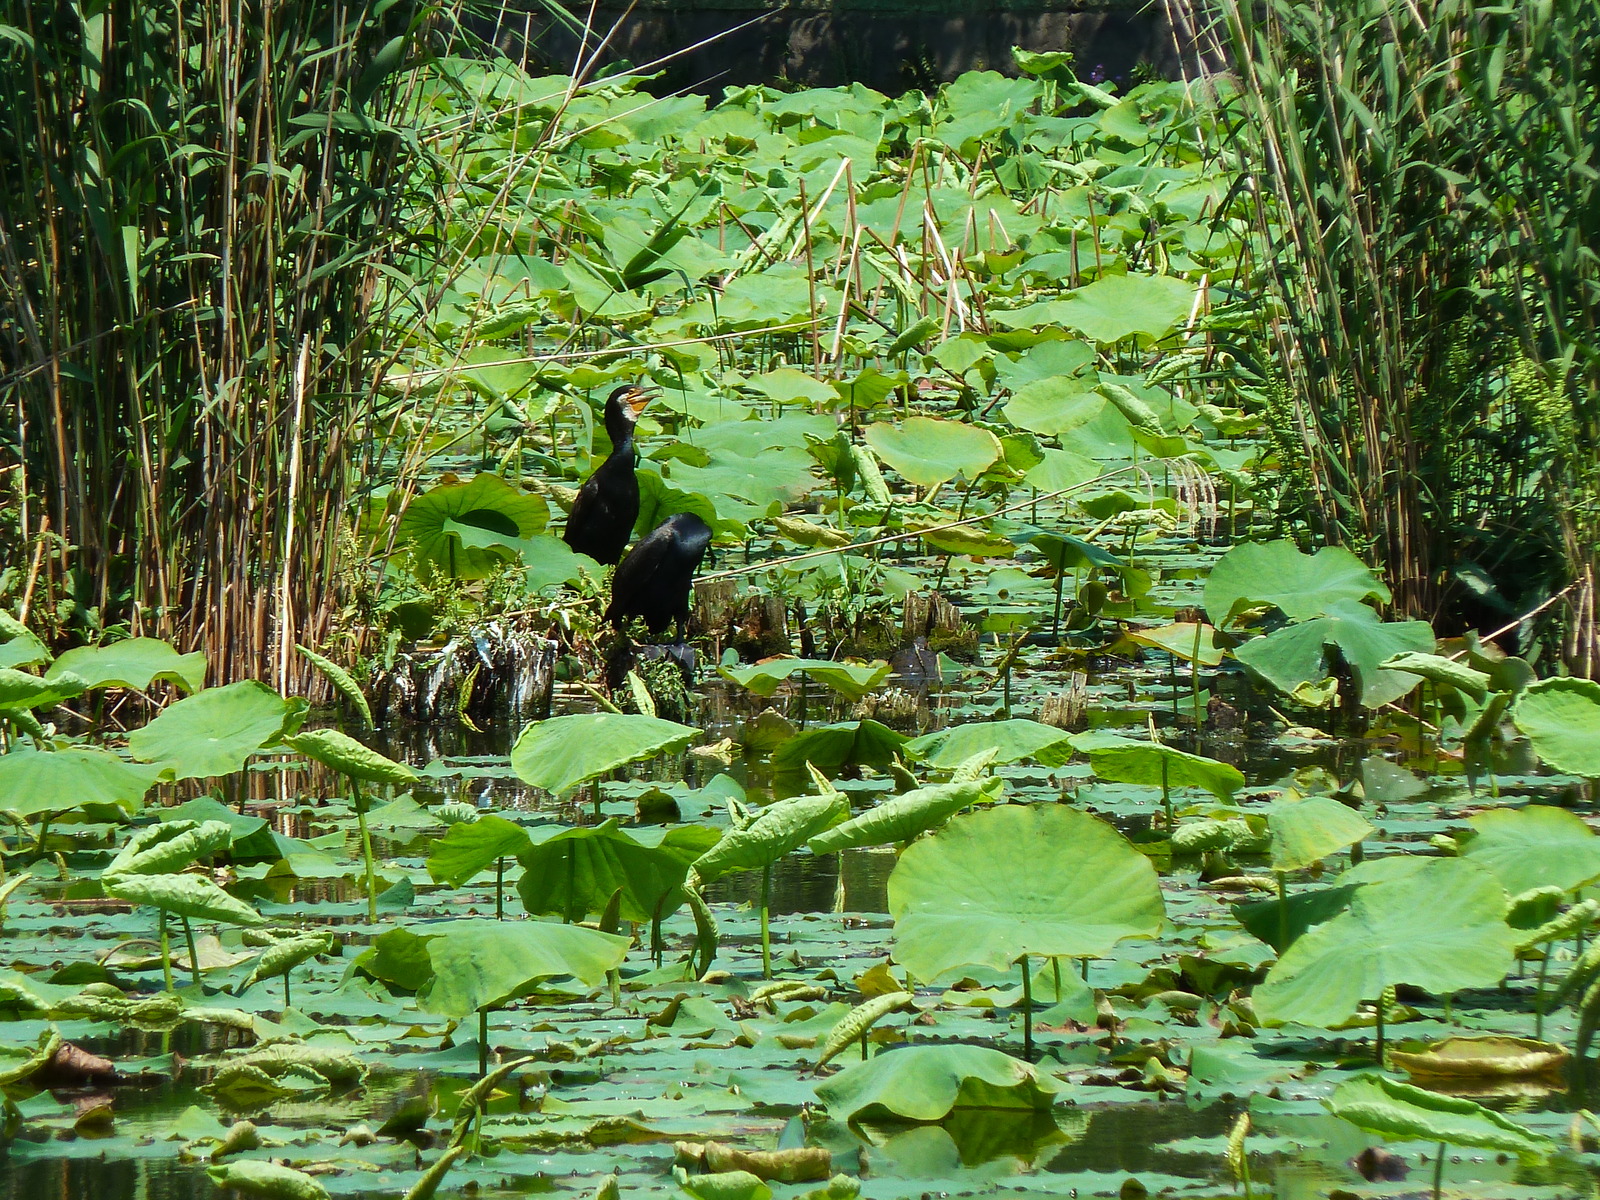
624 385 656 417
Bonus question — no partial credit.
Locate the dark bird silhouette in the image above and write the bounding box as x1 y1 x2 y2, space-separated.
563 384 653 565
604 512 713 640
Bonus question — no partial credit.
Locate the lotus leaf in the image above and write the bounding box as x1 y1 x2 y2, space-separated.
0 747 165 818
0 667 87 711
127 681 299 780
1513 677 1600 777
105 820 232 879
1057 272 1196 344
1267 796 1373 872
1071 733 1243 800
1125 622 1226 667
809 778 1004 854
1388 1035 1569 1080
517 820 719 922
406 917 630 1016
719 658 892 702
1325 1072 1550 1156
425 815 535 886
693 795 848 883
815 1044 1056 1123
398 472 549 580
1204 540 1390 625
1378 651 1491 702
889 805 1164 980
284 729 418 786
103 871 265 927
863 417 1001 489
770 721 907 780
1458 805 1600 896
510 712 699 796
1001 378 1105 437
1233 602 1436 709
903 720 1075 769
1254 860 1518 1028
46 638 207 694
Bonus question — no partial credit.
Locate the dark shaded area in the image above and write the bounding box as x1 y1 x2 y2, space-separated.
477 1 1218 95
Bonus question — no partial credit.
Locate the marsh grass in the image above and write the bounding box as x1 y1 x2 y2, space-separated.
1203 0 1600 670
0 1 467 685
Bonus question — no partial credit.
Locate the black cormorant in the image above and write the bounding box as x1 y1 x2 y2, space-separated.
563 384 653 565
604 512 713 640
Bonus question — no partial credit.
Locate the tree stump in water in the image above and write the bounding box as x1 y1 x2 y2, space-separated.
371 623 556 728
1039 672 1089 730
903 591 978 661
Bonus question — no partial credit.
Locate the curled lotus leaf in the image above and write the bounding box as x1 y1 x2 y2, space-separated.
1326 1071 1550 1157
1388 1035 1569 1081
105 820 233 879
815 1043 1056 1123
285 729 418 786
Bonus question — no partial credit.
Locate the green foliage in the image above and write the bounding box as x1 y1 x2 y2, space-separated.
815 1044 1057 1123
888 805 1165 981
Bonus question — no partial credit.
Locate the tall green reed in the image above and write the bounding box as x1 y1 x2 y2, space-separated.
0 1 458 686
1201 0 1600 671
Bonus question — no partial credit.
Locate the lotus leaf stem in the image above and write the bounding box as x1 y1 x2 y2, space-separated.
479 1008 490 1077
1432 1142 1445 1200
181 915 201 987
159 912 174 994
1019 955 1035 1062
760 864 773 978
350 775 377 924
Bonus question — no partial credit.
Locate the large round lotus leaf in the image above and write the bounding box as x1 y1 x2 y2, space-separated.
888 805 1164 980
398 472 549 581
128 681 296 780
1204 540 1390 626
693 795 848 882
1513 677 1600 778
0 747 166 817
719 658 891 702
815 1044 1056 1123
0 667 87 711
517 819 718 922
511 713 699 796
1002 378 1105 437
809 778 1004 855
1057 272 1197 344
1325 1072 1550 1156
46 638 207 694
1254 859 1518 1028
285 729 418 786
864 417 1001 489
425 814 535 887
1267 796 1373 872
903 719 1076 769
1070 733 1243 800
412 917 630 1016
1459 806 1600 896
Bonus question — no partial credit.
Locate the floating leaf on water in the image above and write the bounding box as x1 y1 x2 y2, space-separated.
205 1160 330 1200
1388 1035 1569 1080
815 1043 1056 1122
